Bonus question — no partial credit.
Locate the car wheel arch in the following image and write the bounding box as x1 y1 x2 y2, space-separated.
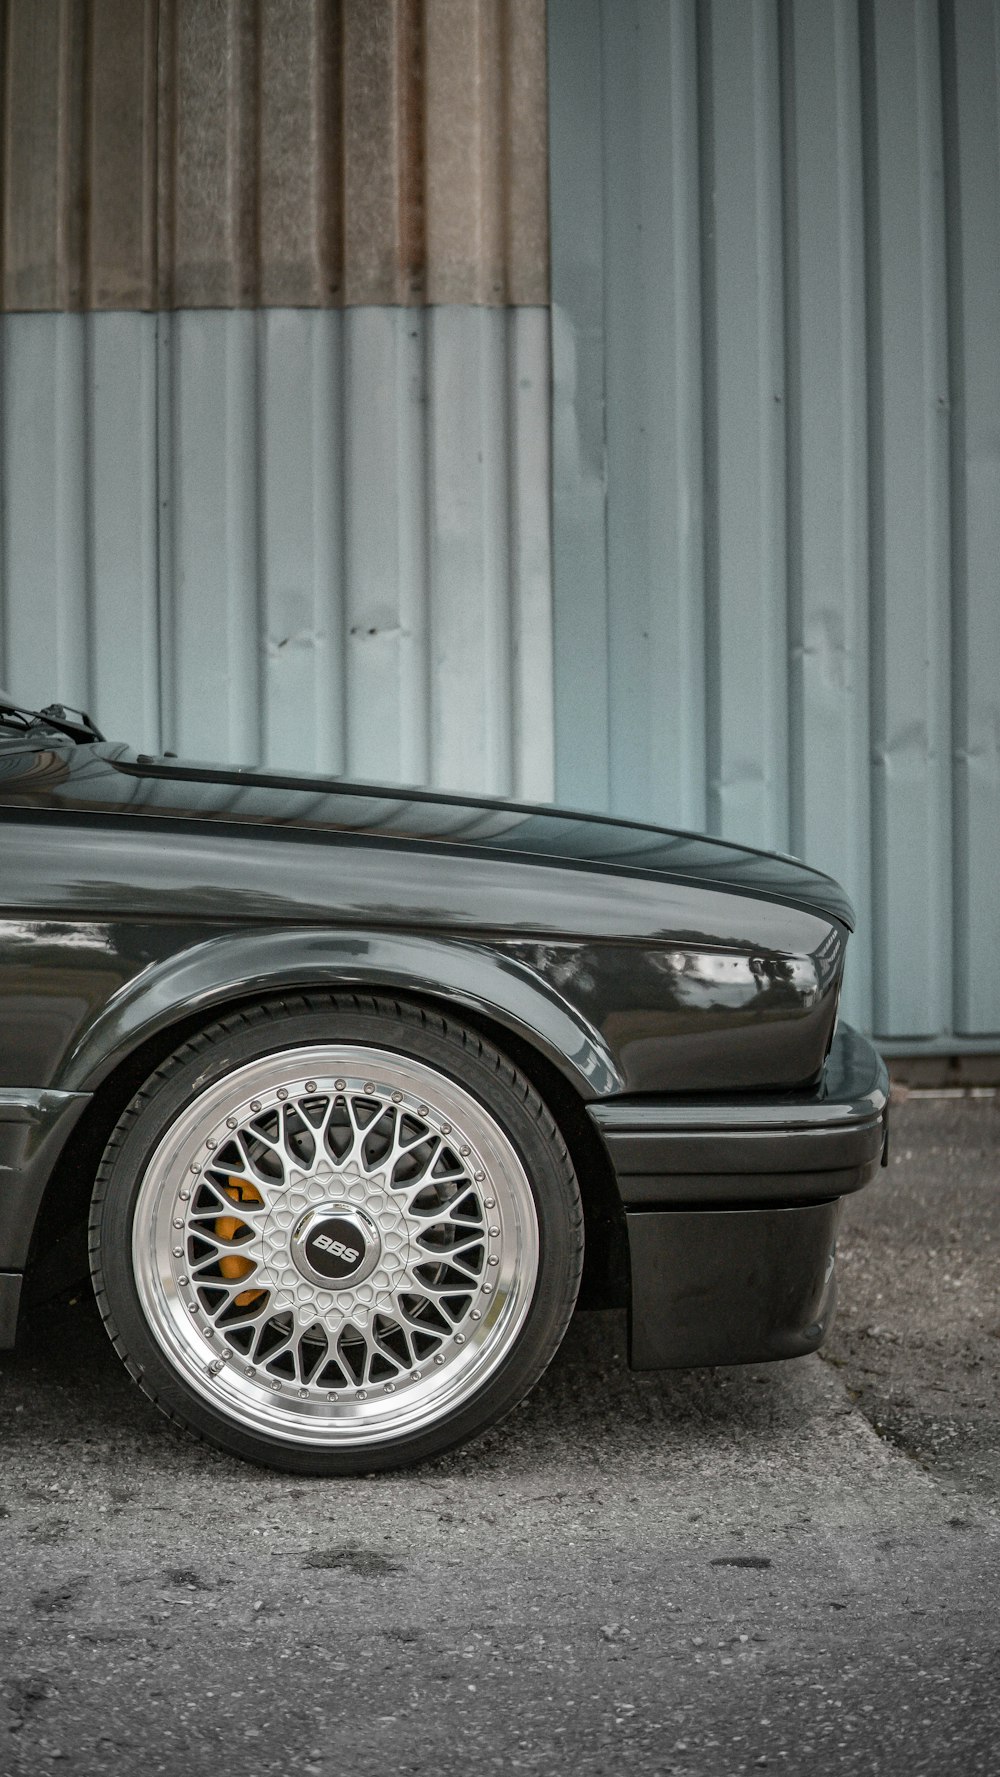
26 979 628 1314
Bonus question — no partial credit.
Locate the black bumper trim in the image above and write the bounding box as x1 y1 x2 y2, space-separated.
627 1200 840 1370
0 1089 92 1271
0 1271 22 1348
590 1024 888 1208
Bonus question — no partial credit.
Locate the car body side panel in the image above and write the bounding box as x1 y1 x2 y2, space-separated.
0 813 844 1098
41 927 623 1100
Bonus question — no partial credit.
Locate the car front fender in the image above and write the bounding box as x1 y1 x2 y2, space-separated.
58 926 624 1102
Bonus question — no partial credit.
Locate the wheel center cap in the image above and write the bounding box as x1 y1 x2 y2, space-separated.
291 1204 381 1289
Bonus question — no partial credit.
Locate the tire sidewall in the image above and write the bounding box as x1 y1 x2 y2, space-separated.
91 1001 581 1473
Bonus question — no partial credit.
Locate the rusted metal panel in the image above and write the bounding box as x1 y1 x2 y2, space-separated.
341 0 424 305
88 0 158 307
0 0 548 311
257 0 342 307
423 0 549 304
1 0 85 310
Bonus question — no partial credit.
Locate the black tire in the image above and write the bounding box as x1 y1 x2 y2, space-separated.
89 994 583 1474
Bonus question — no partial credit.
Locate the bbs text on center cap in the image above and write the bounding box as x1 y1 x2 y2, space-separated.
292 1206 380 1288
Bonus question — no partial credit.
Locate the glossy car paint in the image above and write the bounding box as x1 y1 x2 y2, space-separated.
0 742 846 1102
0 736 886 1368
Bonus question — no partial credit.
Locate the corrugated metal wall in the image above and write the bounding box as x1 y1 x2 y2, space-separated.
0 0 548 309
0 0 553 801
548 0 1000 1050
0 306 552 793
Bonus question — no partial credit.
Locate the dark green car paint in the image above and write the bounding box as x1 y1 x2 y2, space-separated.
0 737 887 1368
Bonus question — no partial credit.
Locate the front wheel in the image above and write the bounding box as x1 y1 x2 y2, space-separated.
89 996 583 1473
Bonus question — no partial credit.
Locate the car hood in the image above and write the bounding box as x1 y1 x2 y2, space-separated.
0 741 855 932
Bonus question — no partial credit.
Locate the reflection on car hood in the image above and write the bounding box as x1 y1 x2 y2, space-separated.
0 742 855 930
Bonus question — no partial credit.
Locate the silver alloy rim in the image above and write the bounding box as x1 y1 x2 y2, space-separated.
131 1046 540 1446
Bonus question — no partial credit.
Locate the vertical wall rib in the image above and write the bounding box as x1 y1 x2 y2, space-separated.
943 0 1000 1039
0 0 549 311
548 0 609 811
783 0 872 1028
0 305 553 799
550 0 1000 1047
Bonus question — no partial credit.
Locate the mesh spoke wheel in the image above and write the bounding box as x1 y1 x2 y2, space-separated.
90 999 582 1472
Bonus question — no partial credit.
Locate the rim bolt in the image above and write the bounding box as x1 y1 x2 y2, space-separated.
187 1303 197 1313
385 1383 395 1392
484 1198 495 1209
298 1388 307 1398
179 1189 190 1201
489 1226 500 1237
205 1138 216 1150
250 1100 262 1113
335 1079 346 1091
277 1088 288 1101
172 1218 183 1229
488 1255 499 1267
246 1366 256 1377
455 1333 466 1344
226 1116 238 1129
418 1105 428 1116
460 1145 471 1157
471 1310 481 1321
364 1082 375 1094
434 1354 445 1365
474 1171 485 1182
411 1372 420 1381
391 1091 403 1104
306 1081 317 1093
327 1392 337 1401
484 1284 493 1294
442 1123 452 1135
356 1390 367 1400
190 1164 200 1175
172 1247 183 1258
178 1275 188 1286
271 1381 281 1391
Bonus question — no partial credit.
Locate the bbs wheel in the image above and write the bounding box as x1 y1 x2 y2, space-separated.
89 996 583 1473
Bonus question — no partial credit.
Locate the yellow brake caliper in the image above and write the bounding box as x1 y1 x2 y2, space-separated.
216 1179 265 1308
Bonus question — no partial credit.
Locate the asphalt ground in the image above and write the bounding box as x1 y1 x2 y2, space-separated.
1 1094 997 1776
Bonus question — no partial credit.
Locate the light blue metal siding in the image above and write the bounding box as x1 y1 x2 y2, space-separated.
947 0 1000 1038
863 0 953 1042
0 306 554 803
548 0 611 813
783 0 872 1029
548 0 1000 1047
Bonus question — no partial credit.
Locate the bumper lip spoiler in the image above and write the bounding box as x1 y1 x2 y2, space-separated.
588 1024 888 1138
589 1025 889 1209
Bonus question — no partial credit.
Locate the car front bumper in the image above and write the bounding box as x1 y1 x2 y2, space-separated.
588 1024 888 1369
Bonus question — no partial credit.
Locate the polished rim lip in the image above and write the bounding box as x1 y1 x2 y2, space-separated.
131 1045 540 1447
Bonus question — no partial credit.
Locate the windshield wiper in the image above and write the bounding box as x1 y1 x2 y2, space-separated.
0 696 105 745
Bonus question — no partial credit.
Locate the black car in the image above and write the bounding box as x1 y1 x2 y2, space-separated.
0 697 887 1473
